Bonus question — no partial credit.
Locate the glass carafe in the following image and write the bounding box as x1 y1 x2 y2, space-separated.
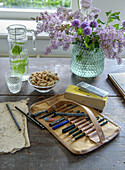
7 24 35 81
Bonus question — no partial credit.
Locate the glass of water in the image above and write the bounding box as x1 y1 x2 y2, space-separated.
5 71 22 94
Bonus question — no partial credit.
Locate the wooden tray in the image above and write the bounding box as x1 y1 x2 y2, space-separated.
30 94 120 155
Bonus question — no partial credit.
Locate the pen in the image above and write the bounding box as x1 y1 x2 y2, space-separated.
52 120 69 130
52 110 82 130
49 110 80 127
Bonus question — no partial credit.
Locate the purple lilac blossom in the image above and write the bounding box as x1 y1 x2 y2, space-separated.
72 19 81 28
92 7 101 14
44 47 51 55
90 21 98 28
78 35 82 41
35 2 125 64
63 43 70 51
88 14 95 20
81 0 92 10
83 27 92 35
97 26 125 64
81 21 89 29
123 21 125 27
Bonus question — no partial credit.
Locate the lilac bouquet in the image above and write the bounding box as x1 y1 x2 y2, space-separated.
34 0 125 64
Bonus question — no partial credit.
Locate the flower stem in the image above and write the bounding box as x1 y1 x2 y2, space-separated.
15 28 16 42
77 0 80 9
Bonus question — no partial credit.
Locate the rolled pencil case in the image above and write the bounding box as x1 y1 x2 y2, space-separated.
30 95 120 155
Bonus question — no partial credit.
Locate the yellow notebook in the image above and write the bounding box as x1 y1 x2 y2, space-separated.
64 85 108 111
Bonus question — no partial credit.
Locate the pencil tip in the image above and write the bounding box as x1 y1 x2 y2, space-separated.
68 135 73 139
71 139 75 142
64 133 69 137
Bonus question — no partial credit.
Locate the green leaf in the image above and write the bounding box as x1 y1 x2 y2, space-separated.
107 17 114 23
84 36 90 43
76 55 83 61
68 24 70 29
110 12 120 16
88 40 95 51
10 57 28 75
106 10 112 16
107 11 121 25
97 19 105 24
108 15 120 24
84 42 90 49
113 24 119 30
110 15 120 21
12 45 22 55
77 27 83 35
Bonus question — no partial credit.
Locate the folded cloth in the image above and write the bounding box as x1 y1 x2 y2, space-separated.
0 99 30 153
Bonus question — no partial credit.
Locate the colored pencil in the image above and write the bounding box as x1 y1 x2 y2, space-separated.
54 112 88 117
71 120 108 142
69 118 105 139
32 104 72 117
39 104 78 119
15 106 45 129
6 103 21 131
63 116 100 136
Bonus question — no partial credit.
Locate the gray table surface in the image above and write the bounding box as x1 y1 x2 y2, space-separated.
0 57 125 170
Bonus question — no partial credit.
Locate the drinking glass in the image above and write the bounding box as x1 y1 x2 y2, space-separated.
5 71 22 94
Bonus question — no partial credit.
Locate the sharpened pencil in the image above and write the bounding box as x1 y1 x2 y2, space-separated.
71 120 108 142
15 106 45 129
6 103 21 131
54 112 88 117
69 117 105 139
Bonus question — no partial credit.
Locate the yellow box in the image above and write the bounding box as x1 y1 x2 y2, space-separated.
64 85 108 111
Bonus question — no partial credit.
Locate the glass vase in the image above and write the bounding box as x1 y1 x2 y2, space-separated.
71 42 104 78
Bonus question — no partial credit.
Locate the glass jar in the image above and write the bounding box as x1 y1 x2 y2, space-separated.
71 42 104 78
7 24 35 81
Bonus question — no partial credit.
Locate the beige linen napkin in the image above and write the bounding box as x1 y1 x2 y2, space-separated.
0 99 30 153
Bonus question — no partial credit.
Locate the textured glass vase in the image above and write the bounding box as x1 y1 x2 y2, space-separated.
71 42 104 78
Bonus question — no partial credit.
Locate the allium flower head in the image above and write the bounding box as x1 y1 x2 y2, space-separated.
72 19 81 28
83 27 92 35
90 21 98 28
81 21 89 29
